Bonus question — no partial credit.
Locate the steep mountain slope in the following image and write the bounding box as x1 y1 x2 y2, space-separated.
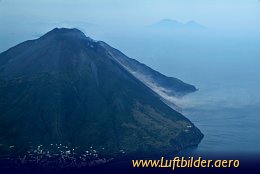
0 28 203 156
99 41 197 97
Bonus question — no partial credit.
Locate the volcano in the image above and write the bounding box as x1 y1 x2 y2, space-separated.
0 28 203 157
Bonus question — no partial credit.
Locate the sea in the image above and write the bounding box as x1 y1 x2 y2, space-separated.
103 30 260 156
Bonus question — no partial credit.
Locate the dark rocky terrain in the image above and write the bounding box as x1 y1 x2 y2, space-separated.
0 28 203 165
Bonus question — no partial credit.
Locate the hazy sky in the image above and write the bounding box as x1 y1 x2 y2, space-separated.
0 0 260 29
0 0 260 52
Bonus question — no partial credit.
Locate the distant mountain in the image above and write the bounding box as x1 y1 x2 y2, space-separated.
0 28 203 157
153 19 184 28
150 19 206 30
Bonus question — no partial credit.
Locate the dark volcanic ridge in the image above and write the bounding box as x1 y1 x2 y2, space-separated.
0 28 203 166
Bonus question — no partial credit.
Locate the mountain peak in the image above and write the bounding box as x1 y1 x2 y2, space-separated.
42 27 87 39
160 19 179 23
150 19 206 30
49 27 84 34
155 19 182 27
185 20 205 28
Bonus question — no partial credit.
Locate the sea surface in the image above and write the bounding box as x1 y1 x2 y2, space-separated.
106 32 260 155
167 38 260 154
